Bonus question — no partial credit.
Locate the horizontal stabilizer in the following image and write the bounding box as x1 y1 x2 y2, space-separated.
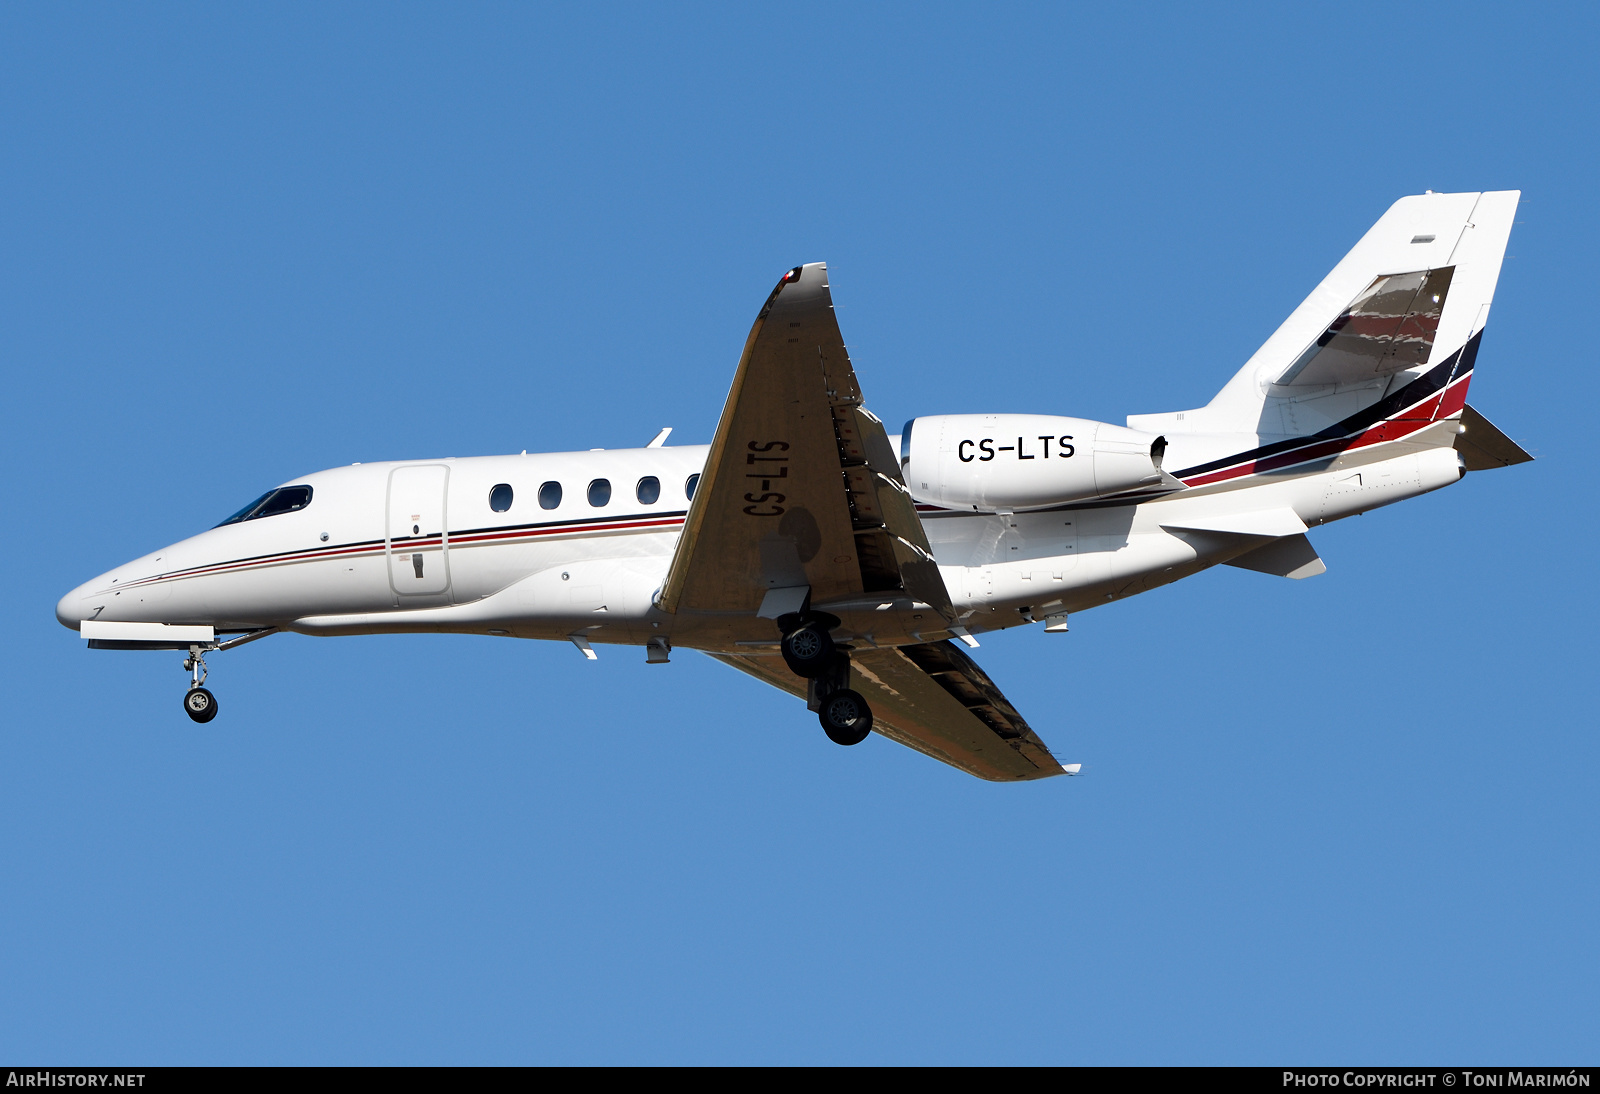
1160 507 1308 539
1455 404 1533 470
1223 533 1326 579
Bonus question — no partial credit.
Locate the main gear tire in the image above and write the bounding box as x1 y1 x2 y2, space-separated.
781 621 836 678
819 688 872 746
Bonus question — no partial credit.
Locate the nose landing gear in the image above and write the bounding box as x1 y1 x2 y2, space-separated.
184 686 218 723
168 629 274 724
182 645 218 723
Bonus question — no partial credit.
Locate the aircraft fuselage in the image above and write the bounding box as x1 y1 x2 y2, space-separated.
55 427 1464 655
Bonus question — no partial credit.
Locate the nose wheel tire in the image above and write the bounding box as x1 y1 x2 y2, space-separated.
819 688 872 746
781 622 837 678
184 687 218 724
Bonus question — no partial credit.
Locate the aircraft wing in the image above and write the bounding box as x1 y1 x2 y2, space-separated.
711 640 1068 782
657 263 952 618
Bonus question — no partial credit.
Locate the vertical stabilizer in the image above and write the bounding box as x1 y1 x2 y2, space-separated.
1130 191 1519 445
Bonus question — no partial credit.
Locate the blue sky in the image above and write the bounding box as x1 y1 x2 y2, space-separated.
2 3 1595 1064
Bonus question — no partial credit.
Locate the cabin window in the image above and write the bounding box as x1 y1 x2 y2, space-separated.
539 481 562 510
489 484 513 512
636 476 660 505
685 473 700 500
216 485 314 527
588 478 612 507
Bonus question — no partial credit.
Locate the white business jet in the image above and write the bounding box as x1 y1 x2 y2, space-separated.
56 191 1531 782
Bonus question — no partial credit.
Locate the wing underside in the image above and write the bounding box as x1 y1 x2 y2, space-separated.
713 641 1066 782
657 262 951 619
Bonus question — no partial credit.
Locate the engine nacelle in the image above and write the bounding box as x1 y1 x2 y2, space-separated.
899 414 1170 511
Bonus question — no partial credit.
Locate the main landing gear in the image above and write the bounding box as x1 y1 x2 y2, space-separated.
778 614 873 747
182 645 218 724
780 618 836 678
818 688 872 746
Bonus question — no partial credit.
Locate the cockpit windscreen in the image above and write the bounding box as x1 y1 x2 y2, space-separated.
216 486 314 527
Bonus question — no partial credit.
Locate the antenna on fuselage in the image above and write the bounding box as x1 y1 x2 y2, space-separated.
646 427 673 448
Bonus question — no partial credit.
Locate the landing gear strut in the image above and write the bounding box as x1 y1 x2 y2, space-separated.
780 613 873 746
165 629 274 724
182 645 218 724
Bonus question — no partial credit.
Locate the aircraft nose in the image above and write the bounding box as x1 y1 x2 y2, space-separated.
56 582 94 630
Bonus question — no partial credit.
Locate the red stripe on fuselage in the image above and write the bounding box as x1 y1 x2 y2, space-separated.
115 514 687 591
1178 374 1471 489
1435 370 1473 420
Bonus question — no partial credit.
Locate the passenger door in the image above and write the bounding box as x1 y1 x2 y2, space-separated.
387 465 451 597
